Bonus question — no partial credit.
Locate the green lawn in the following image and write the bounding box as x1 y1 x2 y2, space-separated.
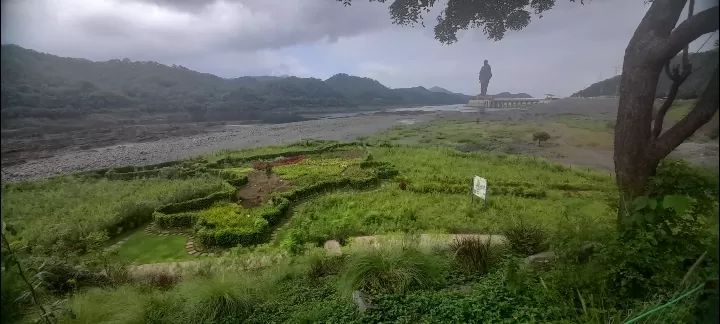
112 232 193 264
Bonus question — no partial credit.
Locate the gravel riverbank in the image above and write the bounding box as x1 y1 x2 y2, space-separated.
1 114 436 183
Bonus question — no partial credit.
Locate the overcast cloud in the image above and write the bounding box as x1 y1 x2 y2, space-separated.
1 0 718 97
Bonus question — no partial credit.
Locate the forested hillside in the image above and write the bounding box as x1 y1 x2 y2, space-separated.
0 45 469 129
571 49 718 98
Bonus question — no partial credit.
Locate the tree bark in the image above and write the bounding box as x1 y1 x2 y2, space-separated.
614 0 719 226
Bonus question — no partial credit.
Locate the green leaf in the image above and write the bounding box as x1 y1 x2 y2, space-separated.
662 195 690 215
633 196 649 211
643 213 655 223
647 198 657 210
2 222 17 236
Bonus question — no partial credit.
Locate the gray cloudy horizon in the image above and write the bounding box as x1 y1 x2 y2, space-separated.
1 0 718 97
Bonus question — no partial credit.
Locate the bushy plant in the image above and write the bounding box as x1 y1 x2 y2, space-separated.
450 236 502 274
339 247 447 294
181 276 262 324
136 270 182 291
503 223 547 256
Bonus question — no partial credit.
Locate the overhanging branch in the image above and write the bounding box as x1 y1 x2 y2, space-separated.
659 6 720 63
653 63 692 138
651 66 719 162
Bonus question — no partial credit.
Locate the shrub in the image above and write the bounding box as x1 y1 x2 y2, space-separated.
105 201 156 237
153 211 199 229
140 271 181 290
339 248 447 294
194 202 271 247
34 257 111 293
503 223 547 256
532 131 551 146
306 252 345 279
450 236 502 274
157 189 234 214
181 276 262 323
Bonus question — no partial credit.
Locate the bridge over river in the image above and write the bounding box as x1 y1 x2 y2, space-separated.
467 98 549 108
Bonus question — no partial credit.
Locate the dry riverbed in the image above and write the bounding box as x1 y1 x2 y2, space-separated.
1 114 436 182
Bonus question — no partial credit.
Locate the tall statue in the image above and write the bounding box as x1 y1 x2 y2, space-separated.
478 60 492 98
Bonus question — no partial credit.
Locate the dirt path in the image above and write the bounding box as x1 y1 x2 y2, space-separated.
235 171 294 208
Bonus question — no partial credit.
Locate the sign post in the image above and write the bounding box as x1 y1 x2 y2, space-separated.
472 176 488 209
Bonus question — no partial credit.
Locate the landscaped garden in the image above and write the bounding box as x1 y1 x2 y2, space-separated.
2 138 718 323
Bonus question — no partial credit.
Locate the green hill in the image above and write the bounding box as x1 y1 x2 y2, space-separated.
571 49 718 98
0 45 469 129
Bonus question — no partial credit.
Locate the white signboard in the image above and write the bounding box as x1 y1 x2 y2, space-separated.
472 176 487 200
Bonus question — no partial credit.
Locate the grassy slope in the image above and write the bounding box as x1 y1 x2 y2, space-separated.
2 137 716 323
277 146 615 245
112 232 192 264
1 176 228 248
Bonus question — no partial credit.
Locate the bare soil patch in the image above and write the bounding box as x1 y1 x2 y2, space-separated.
235 171 293 208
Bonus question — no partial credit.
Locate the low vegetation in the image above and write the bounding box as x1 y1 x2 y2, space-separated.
0 176 229 251
1 138 717 324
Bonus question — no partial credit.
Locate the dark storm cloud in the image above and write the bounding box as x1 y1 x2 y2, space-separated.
1 0 716 97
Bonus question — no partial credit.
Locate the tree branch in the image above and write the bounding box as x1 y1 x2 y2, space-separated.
654 61 693 138
658 6 720 63
651 66 719 162
653 79 683 139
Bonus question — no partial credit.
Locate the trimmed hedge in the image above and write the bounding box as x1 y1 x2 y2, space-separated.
156 189 234 214
193 199 289 247
195 222 268 248
104 169 164 180
195 163 397 248
206 170 250 187
213 142 360 168
153 211 199 229
103 201 156 237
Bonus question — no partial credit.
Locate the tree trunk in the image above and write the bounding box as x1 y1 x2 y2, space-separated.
614 55 662 223
613 0 719 227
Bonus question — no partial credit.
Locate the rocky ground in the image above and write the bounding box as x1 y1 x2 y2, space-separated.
1 114 436 182
2 98 716 183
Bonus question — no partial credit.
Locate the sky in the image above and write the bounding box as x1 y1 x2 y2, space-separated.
1 0 718 97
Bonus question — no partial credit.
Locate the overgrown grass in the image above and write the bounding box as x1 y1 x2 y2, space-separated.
111 232 193 264
205 139 335 162
364 119 615 150
1 175 229 248
277 146 616 245
553 114 615 133
274 156 364 186
199 202 268 231
338 247 448 294
5 139 716 324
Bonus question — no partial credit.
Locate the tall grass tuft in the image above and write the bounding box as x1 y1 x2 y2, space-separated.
450 236 502 274
339 247 447 295
180 275 263 324
503 223 547 256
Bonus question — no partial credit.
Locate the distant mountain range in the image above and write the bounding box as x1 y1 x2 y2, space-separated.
428 86 532 99
572 48 718 98
0 45 471 129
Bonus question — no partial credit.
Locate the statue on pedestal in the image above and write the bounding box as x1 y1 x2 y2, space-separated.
478 60 492 99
